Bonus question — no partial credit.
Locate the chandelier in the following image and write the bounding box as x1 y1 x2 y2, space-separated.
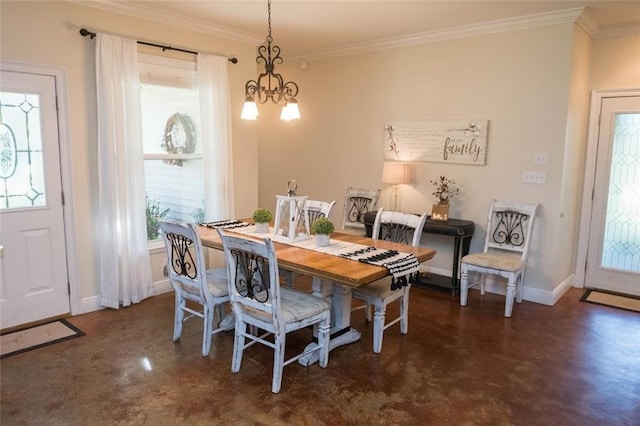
241 0 300 121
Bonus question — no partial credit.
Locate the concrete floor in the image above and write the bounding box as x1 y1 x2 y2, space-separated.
1 284 639 425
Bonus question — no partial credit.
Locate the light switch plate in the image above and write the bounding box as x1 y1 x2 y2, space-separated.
523 171 546 184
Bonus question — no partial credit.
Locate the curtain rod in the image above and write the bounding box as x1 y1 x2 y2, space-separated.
79 28 238 64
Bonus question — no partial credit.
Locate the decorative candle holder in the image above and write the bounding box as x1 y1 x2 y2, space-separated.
273 195 310 242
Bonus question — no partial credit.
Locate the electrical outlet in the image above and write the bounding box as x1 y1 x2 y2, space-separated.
534 152 548 165
523 171 546 184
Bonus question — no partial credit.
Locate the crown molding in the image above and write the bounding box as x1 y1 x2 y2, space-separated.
289 8 587 62
67 0 264 46
576 6 640 38
68 2 638 63
594 24 640 39
575 7 599 37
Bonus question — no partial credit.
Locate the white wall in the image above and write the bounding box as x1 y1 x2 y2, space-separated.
552 24 593 301
256 23 588 304
2 1 638 312
590 34 640 90
0 1 259 313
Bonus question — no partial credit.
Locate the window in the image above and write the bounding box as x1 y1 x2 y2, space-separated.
139 54 205 241
0 92 45 210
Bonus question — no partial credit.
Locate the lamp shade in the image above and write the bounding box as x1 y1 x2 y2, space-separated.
280 99 300 121
381 162 410 185
240 98 259 120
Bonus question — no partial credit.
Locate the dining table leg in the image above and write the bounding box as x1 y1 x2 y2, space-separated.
298 278 362 366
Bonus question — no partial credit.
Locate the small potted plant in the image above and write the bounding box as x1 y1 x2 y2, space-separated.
252 208 273 234
311 217 335 247
430 176 461 221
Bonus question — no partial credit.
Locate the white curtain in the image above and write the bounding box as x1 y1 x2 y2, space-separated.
197 53 235 221
96 33 153 308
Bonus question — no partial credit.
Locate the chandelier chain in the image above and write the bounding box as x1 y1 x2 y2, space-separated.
267 0 272 42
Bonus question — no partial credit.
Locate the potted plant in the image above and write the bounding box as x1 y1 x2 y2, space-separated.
146 195 169 240
311 217 335 247
430 176 461 221
252 208 273 233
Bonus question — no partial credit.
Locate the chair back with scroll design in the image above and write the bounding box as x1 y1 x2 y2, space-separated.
373 208 427 247
460 199 539 317
342 187 381 231
306 199 337 224
351 207 428 353
217 228 331 393
159 220 230 357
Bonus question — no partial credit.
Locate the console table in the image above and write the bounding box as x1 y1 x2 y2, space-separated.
364 211 475 294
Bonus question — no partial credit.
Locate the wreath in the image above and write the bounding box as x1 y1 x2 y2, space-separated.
161 113 196 166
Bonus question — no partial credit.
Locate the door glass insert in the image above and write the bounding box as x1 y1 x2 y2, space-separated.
0 91 46 210
601 112 640 273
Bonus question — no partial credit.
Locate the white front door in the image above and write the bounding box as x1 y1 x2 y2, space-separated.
585 95 640 296
0 70 70 328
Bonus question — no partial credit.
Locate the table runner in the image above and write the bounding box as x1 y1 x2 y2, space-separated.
206 222 418 290
202 220 251 230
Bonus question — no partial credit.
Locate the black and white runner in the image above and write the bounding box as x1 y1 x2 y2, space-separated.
202 220 251 230
338 246 419 290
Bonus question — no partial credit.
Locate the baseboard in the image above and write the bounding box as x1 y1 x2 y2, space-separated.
551 275 574 305
153 279 172 295
471 274 574 307
74 279 173 316
75 295 103 315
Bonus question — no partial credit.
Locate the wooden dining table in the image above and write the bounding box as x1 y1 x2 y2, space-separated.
198 224 436 364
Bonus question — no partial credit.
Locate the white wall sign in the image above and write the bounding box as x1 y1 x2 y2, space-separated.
384 119 488 165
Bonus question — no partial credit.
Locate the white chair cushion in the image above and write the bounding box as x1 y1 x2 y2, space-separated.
279 288 331 322
206 268 229 297
245 288 330 323
352 277 401 299
462 252 523 272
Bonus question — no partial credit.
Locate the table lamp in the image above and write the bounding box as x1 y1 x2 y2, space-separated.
381 162 411 210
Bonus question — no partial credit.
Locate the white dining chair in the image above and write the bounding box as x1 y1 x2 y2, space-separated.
460 199 539 317
351 208 428 353
217 228 331 393
159 220 231 357
282 199 336 288
307 199 337 224
342 187 380 232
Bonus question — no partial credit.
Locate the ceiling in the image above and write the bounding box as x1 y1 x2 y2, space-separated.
80 1 640 60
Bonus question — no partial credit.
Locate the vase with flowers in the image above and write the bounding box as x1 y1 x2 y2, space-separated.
430 176 461 221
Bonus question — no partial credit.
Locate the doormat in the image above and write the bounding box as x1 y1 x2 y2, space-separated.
0 319 85 359
581 289 640 313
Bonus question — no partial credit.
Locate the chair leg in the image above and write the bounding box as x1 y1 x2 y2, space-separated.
231 320 245 373
272 332 286 393
202 303 214 357
317 314 330 368
173 294 185 341
516 273 524 303
365 303 372 322
372 302 386 353
460 267 469 306
400 289 410 335
505 277 516 317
